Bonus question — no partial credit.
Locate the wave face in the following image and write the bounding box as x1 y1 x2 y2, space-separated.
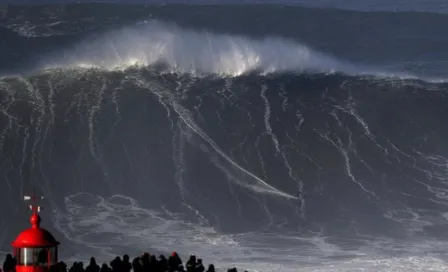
2 3 448 271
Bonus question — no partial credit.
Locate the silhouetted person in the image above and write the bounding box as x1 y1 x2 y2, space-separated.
69 262 78 272
100 263 110 272
109 257 122 272
140 253 151 272
168 252 182 272
86 257 100 272
48 264 58 272
206 264 215 272
121 255 131 272
131 257 141 272
78 262 85 272
158 255 168 272
3 254 15 272
148 255 158 271
59 261 68 272
72 262 84 272
50 263 60 272
195 259 204 272
186 255 196 272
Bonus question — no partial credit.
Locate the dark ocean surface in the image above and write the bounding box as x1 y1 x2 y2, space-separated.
1 2 448 271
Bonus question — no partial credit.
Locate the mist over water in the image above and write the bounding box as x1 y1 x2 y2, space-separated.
45 21 359 76
1 3 448 271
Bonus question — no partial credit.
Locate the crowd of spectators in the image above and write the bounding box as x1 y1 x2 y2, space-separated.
2 252 246 272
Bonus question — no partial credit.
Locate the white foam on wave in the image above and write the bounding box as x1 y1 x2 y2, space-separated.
51 193 354 271
51 193 448 272
30 20 448 82
43 20 365 77
51 193 307 271
52 193 240 264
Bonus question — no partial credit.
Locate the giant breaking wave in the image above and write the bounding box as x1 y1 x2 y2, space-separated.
2 4 448 271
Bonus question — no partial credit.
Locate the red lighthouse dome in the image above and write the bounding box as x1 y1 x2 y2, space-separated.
12 193 59 272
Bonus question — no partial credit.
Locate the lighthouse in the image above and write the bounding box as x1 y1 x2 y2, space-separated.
11 193 60 272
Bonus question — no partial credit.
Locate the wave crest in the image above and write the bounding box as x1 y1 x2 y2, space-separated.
43 20 362 76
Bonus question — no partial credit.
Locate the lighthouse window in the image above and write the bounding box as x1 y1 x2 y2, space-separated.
18 248 34 265
36 248 48 265
18 247 55 266
49 247 57 264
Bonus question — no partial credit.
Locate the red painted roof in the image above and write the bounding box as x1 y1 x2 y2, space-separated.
12 227 59 248
12 212 59 248
12 193 60 248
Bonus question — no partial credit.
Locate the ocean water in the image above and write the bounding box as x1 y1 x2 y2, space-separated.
1 2 448 271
